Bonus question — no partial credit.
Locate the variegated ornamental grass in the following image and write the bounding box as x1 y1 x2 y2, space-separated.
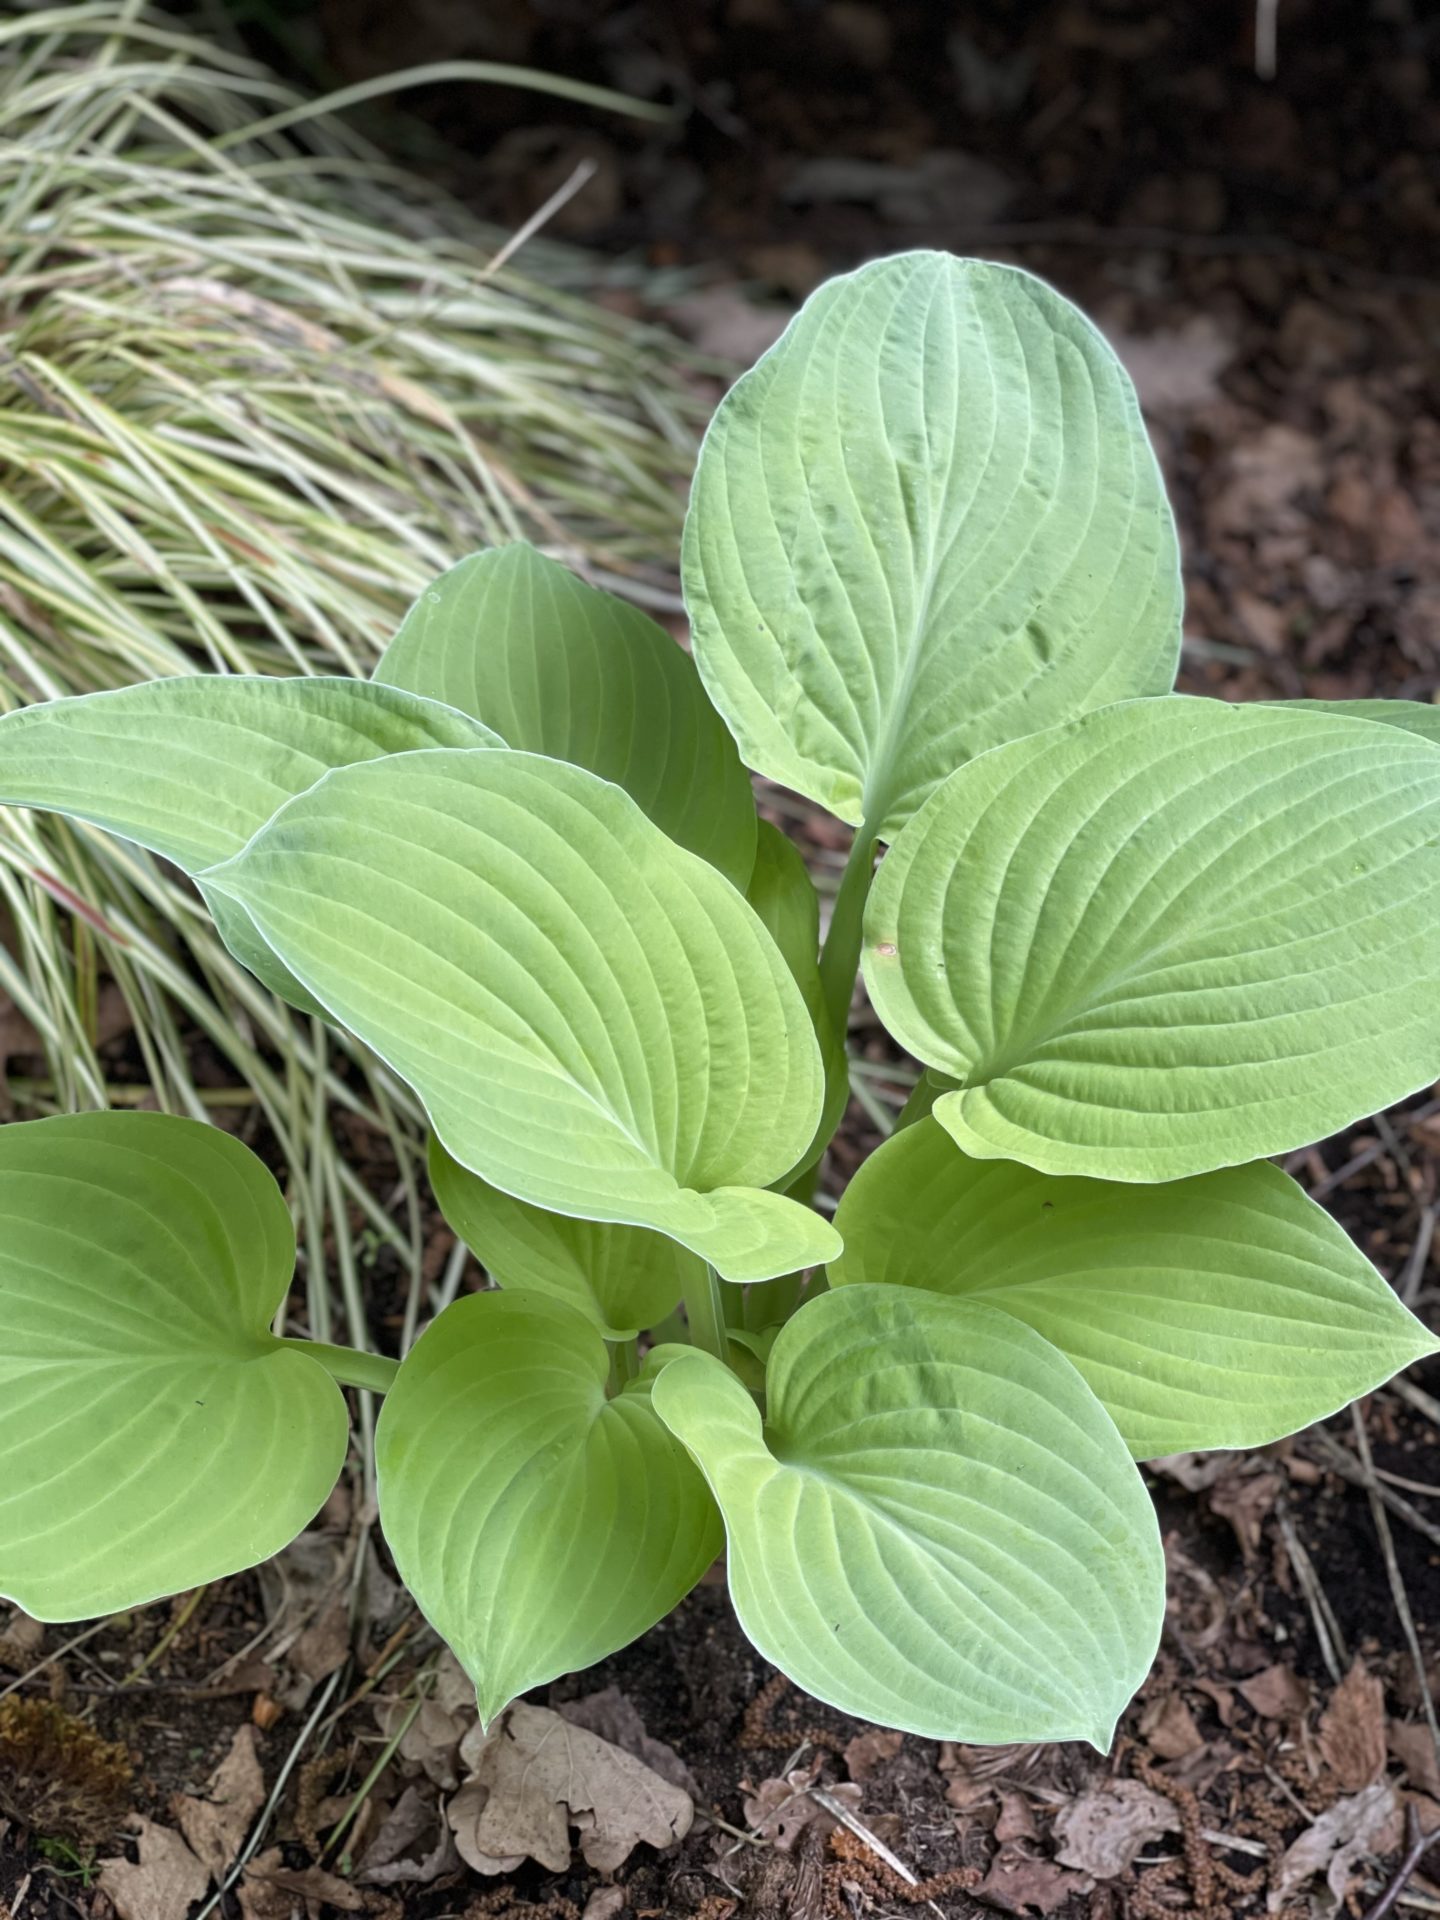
3 253 1438 1748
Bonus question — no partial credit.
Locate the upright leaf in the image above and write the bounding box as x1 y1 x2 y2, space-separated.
0 1112 347 1619
684 252 1181 839
376 544 757 887
204 749 838 1280
865 697 1440 1181
429 1137 700 1339
745 821 848 1175
831 1119 1437 1457
377 1291 721 1723
0 675 498 1008
652 1285 1162 1746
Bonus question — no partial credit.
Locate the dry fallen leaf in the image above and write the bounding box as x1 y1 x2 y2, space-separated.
1389 1721 1440 1798
172 1724 265 1881
742 1768 861 1852
1052 1779 1180 1880
994 1791 1039 1844
1208 1469 1281 1560
581 1891 627 1920
357 1783 459 1887
1270 1780 1399 1910
99 1816 211 1920
1318 1660 1387 1792
1239 1663 1311 1723
1139 1690 1205 1760
978 1841 1093 1915
842 1727 904 1784
238 1846 366 1918
376 1696 469 1791
449 1700 693 1875
557 1685 699 1798
1110 315 1235 414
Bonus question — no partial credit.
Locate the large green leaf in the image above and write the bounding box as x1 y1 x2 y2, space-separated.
745 821 848 1177
428 1137 699 1339
0 675 498 1008
683 252 1181 840
376 544 757 887
1285 698 1440 746
205 749 838 1280
652 1284 1162 1746
831 1119 1437 1458
865 697 1440 1182
0 1111 348 1620
377 1290 721 1723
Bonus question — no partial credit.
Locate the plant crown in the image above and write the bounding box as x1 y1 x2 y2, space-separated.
2 253 1438 1749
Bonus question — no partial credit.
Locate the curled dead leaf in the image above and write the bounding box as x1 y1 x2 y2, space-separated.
448 1700 692 1876
1052 1780 1180 1880
1270 1780 1399 1910
1318 1660 1387 1793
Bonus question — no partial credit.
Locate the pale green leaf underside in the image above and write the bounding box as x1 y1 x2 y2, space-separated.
205 749 837 1281
683 252 1182 839
652 1285 1163 1746
428 1137 700 1339
0 674 497 1010
866 697 1440 1182
376 543 757 887
0 1112 347 1620
831 1119 1437 1458
745 821 849 1179
377 1291 721 1724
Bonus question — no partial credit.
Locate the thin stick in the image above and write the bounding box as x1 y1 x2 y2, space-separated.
808 1786 947 1920
1350 1405 1440 1775
1364 1804 1431 1920
1274 1496 1348 1685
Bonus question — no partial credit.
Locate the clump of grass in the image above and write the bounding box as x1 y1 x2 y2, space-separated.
0 3 713 1358
0 1697 133 1845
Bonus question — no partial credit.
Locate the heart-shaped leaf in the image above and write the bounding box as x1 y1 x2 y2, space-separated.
428 1137 700 1339
651 1284 1163 1746
376 544 757 887
831 1118 1437 1458
0 1112 348 1619
865 697 1440 1181
377 1291 722 1723
684 252 1181 839
0 675 498 1008
1287 698 1440 746
204 749 838 1280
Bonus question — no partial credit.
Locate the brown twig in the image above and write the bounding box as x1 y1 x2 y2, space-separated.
1362 1803 1431 1920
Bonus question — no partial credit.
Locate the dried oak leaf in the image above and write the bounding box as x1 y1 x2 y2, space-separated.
1270 1780 1400 1910
238 1845 366 1918
1052 1780 1180 1880
1318 1660 1387 1792
977 1842 1093 1915
99 1816 210 1920
557 1685 700 1798
448 1700 693 1875
172 1724 265 1880
357 1782 459 1886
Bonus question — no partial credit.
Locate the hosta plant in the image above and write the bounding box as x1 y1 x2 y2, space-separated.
3 253 1439 1751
